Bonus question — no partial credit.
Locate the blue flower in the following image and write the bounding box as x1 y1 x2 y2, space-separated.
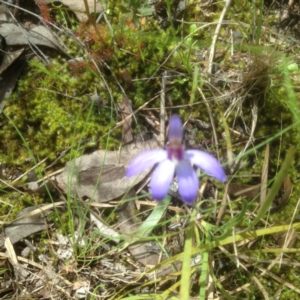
126 114 226 204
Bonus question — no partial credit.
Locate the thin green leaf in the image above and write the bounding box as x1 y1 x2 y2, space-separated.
249 146 295 228
199 252 208 298
147 222 300 274
120 196 171 251
180 221 193 299
136 196 171 237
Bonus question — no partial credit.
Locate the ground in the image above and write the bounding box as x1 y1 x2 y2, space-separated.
0 0 300 299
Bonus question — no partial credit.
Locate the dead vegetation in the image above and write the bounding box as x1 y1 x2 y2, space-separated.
0 0 300 299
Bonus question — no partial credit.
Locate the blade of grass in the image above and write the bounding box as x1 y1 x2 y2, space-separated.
121 295 179 300
254 0 263 44
180 208 197 299
249 146 295 228
147 222 300 274
119 196 171 250
179 222 193 299
136 195 171 237
281 56 300 123
189 61 199 104
199 251 208 299
230 120 299 167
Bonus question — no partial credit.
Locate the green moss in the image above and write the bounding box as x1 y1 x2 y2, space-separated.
0 192 44 223
0 57 120 169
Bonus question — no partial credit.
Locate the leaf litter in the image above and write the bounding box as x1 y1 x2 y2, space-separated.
37 0 105 22
0 0 299 299
0 7 67 110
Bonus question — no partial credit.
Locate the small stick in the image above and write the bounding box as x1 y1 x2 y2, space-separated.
160 71 168 144
207 0 232 78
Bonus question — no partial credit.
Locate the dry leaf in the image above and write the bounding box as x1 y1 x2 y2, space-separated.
117 191 182 278
56 139 160 202
0 48 24 74
0 23 65 52
38 0 105 22
271 175 293 212
0 206 51 247
117 191 160 266
0 53 27 112
90 212 121 243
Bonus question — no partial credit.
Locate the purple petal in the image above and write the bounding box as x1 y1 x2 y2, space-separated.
150 159 175 201
185 150 226 182
168 114 183 141
176 161 199 204
126 150 167 177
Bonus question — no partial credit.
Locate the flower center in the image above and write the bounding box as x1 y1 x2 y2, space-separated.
167 139 184 161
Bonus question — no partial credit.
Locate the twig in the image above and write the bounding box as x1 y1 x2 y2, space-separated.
197 87 219 157
260 144 269 207
207 0 232 77
160 71 169 144
11 157 47 184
